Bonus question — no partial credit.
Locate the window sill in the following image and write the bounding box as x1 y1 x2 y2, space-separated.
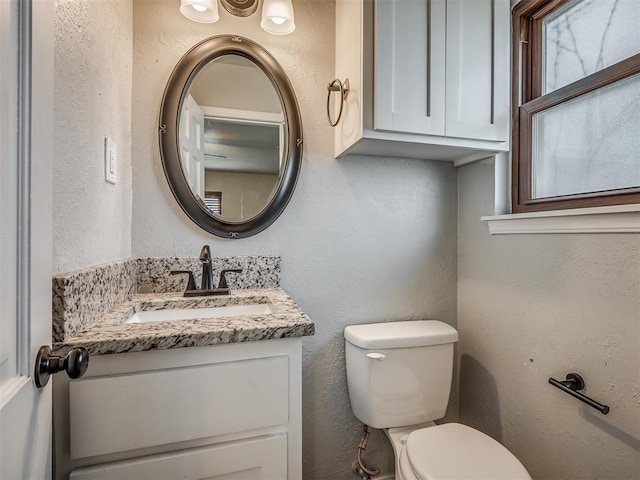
482 205 640 235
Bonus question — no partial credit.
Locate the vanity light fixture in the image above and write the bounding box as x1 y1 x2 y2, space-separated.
180 0 219 23
180 0 295 35
260 0 296 35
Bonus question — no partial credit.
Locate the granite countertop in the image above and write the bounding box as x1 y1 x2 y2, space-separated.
52 288 315 356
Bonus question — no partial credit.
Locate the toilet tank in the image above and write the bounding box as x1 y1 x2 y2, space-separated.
344 321 458 429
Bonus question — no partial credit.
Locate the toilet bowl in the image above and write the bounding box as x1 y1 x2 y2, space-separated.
386 423 531 480
344 321 531 480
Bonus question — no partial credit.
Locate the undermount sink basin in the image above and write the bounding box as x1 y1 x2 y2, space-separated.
125 304 274 324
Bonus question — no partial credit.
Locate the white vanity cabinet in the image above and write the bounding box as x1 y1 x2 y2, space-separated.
334 0 510 164
53 339 302 480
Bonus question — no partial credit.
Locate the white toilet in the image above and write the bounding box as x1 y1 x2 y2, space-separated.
344 320 532 480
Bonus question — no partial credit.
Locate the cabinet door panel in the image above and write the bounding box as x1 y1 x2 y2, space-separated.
69 356 289 459
69 434 287 480
375 0 446 135
445 0 509 141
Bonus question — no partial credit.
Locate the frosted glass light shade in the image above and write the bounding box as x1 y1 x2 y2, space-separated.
180 0 219 23
261 0 296 35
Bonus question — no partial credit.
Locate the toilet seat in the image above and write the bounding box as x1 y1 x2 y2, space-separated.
398 441 419 480
405 423 531 480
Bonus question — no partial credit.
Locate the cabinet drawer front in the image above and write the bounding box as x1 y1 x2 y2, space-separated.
69 434 287 480
69 356 289 459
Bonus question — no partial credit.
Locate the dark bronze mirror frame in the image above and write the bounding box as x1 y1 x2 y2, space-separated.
159 35 303 239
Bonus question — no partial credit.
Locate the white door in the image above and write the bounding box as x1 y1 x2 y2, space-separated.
0 0 54 478
179 94 205 199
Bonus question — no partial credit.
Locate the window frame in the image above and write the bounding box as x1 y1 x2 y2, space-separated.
512 0 640 213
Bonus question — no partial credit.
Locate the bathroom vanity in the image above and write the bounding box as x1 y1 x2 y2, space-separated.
51 258 314 480
54 336 303 480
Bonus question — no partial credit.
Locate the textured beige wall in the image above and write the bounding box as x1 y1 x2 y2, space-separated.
205 171 278 222
131 1 458 478
190 60 281 113
53 0 133 273
457 159 640 479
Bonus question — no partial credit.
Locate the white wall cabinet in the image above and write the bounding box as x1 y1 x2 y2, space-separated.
53 339 302 480
334 0 510 165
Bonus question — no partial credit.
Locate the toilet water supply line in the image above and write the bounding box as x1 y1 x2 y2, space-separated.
352 425 380 480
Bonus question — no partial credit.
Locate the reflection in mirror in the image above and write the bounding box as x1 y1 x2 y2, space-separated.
160 35 303 239
179 54 286 222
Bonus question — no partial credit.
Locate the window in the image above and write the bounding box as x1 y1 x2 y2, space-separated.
204 191 222 216
512 0 640 213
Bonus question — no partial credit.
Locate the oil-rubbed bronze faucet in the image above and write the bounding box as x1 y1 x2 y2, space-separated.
169 245 243 297
199 245 214 290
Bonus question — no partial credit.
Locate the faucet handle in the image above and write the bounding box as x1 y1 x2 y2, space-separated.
218 269 243 289
170 270 197 291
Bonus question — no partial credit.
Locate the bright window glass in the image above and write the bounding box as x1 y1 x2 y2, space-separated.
543 0 640 94
532 72 640 199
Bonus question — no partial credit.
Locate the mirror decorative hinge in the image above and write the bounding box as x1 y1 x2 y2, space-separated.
232 36 242 43
159 124 167 134
296 138 303 148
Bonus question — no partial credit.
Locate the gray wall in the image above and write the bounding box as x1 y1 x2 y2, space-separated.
131 1 458 478
53 0 132 273
457 160 640 479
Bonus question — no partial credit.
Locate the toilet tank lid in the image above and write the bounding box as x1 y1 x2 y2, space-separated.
344 321 458 349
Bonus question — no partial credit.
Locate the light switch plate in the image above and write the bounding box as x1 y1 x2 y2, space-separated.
104 137 117 184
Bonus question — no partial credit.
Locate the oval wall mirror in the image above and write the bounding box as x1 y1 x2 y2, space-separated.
159 35 303 238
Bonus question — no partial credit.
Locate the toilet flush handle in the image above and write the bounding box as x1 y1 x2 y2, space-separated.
366 352 386 361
